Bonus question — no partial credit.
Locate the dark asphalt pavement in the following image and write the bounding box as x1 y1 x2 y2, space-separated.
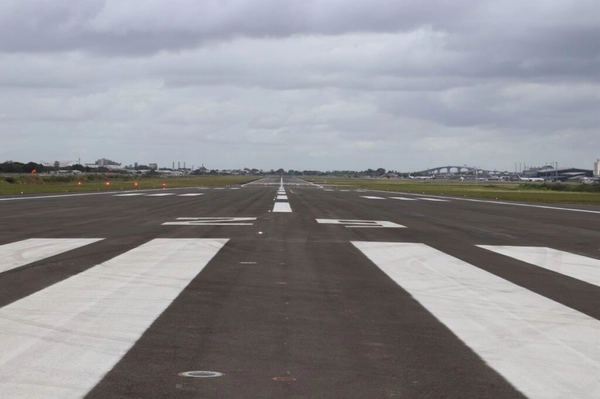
0 177 599 398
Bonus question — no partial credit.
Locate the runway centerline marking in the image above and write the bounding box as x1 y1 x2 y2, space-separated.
0 238 228 399
353 241 600 399
163 217 256 226
479 246 600 288
0 238 103 274
273 203 292 213
317 219 406 228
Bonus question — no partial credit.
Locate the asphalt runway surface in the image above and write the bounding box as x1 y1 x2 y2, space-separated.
0 176 599 398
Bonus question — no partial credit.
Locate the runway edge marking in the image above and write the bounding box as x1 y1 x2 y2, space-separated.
352 241 600 399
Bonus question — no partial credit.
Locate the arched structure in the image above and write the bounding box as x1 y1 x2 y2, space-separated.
416 166 476 175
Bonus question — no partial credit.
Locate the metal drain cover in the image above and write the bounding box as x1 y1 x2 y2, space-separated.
179 371 224 378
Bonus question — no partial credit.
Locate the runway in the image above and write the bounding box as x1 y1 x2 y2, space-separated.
0 176 599 398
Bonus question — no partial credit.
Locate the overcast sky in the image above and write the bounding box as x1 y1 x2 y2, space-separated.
1 0 599 172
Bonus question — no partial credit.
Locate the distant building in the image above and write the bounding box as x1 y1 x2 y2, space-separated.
594 159 600 176
149 163 158 170
95 158 121 167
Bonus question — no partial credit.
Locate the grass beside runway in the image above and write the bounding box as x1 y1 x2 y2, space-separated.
0 175 258 196
307 178 600 205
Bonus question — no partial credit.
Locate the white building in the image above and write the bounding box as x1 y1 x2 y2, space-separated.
594 159 600 176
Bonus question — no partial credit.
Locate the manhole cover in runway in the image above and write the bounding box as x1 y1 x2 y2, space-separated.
179 371 224 378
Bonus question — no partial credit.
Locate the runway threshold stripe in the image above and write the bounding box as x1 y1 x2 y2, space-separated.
479 246 600 288
0 238 228 399
0 238 103 274
273 203 292 212
353 242 600 399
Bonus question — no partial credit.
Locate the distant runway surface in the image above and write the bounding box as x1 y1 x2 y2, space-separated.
0 176 599 398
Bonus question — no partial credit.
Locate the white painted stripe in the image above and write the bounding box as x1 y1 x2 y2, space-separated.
277 195 288 200
0 188 203 202
317 219 405 228
479 246 600 288
390 197 417 201
0 238 227 399
146 193 176 196
214 187 225 190
367 190 600 215
324 189 334 192
113 193 144 197
419 198 449 202
0 239 103 274
273 203 292 213
177 193 205 197
353 242 600 399
360 196 385 200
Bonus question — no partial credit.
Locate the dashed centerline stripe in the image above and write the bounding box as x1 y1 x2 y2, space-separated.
273 202 292 213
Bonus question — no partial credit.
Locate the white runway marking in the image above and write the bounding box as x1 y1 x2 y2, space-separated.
353 242 600 399
273 203 292 213
0 238 227 399
317 219 406 228
163 217 256 226
479 246 600 288
419 198 449 202
360 196 385 200
146 193 176 196
0 238 103 274
390 197 417 201
113 193 144 197
177 193 205 197
277 195 288 200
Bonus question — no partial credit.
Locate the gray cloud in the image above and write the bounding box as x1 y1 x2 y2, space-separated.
1 0 599 171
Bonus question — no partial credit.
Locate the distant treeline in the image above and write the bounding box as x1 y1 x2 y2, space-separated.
0 161 47 174
0 161 119 174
